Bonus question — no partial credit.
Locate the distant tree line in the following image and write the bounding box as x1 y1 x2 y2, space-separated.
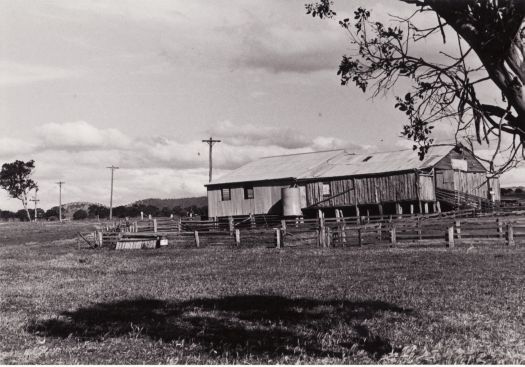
501 187 524 195
71 203 208 220
89 203 208 219
0 208 45 222
1 203 208 222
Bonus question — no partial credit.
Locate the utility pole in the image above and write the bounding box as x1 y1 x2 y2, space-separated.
107 165 119 220
29 188 40 222
56 181 65 222
201 137 221 182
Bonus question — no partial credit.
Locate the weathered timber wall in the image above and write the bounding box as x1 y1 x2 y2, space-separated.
305 172 421 207
418 174 435 201
435 170 489 198
208 180 292 217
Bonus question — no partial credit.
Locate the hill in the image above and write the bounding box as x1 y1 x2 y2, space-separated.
132 196 207 209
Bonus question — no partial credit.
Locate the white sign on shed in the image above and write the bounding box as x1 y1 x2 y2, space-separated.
451 159 468 171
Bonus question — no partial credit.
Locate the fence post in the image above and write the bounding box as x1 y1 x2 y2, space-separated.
153 219 157 233
326 227 332 247
319 215 326 247
93 230 99 247
358 228 362 247
235 229 240 247
275 228 281 248
281 219 287 235
497 218 503 240
447 226 455 248
455 220 461 240
341 215 347 245
507 223 515 246
178 217 182 232
417 217 422 241
390 225 396 246
228 216 234 236
250 214 255 229
141 211 144 220
194 231 200 247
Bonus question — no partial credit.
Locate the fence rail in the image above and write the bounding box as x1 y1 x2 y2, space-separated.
91 209 525 249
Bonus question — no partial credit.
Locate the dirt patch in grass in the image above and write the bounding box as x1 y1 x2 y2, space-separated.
1 225 524 363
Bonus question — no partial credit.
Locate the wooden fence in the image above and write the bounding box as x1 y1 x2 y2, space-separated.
91 210 525 250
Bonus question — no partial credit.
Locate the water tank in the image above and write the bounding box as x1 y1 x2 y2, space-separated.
282 187 302 216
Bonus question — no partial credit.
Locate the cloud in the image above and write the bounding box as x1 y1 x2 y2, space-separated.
0 119 375 210
0 137 38 157
227 3 347 74
0 61 80 86
208 120 311 149
38 121 132 151
500 165 525 187
208 120 365 152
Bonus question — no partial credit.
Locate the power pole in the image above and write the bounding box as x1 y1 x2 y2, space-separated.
29 188 40 222
56 181 65 222
201 137 221 182
107 165 119 220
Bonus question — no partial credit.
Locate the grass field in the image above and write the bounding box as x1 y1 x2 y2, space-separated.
1 222 524 364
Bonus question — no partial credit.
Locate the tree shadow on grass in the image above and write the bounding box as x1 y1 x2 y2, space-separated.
27 295 411 360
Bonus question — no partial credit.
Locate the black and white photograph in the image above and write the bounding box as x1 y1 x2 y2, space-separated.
1 0 524 364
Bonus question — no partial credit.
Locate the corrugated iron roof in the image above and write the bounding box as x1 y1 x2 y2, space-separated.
302 145 454 179
208 145 456 185
209 150 345 185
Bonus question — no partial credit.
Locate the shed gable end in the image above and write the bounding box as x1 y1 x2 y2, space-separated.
434 147 486 172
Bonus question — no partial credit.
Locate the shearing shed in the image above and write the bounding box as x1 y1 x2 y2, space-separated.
206 144 500 219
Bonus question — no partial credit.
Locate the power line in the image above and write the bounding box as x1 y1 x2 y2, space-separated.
106 166 119 220
201 137 221 182
56 181 65 222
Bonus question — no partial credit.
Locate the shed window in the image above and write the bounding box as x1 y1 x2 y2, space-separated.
322 182 331 197
244 186 254 199
221 188 231 201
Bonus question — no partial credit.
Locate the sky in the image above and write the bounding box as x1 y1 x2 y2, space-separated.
1 0 524 211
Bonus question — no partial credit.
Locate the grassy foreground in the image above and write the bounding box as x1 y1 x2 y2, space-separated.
1 223 524 364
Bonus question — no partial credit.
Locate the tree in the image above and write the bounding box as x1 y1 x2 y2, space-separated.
306 0 525 175
160 206 172 217
88 204 109 219
73 209 88 220
0 160 38 221
0 210 16 220
15 209 30 221
112 205 128 218
44 207 60 220
28 208 45 221
172 205 184 216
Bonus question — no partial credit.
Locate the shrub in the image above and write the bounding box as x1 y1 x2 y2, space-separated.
73 209 88 220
